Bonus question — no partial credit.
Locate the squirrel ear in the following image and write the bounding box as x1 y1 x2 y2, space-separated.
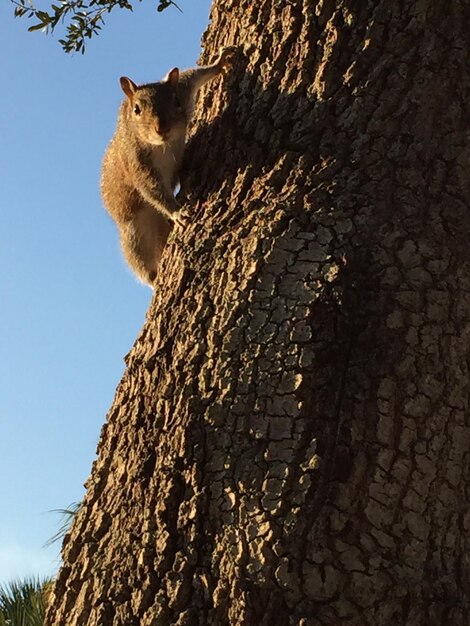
120 76 138 100
165 68 179 88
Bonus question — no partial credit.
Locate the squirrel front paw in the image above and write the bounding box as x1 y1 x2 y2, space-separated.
170 209 190 228
217 46 238 71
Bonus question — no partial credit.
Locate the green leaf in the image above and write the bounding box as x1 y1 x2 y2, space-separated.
28 21 47 31
12 0 183 52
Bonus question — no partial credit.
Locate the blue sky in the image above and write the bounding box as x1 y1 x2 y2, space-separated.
1 0 212 583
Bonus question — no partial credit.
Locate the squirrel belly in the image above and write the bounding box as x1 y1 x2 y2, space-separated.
100 150 165 284
150 139 185 195
100 47 238 287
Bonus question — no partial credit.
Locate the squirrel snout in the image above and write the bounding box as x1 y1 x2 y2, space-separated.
154 118 169 140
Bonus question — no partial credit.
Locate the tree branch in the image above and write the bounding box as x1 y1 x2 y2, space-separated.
10 0 181 53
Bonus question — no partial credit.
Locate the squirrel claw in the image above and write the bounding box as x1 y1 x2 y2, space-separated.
171 210 189 228
218 46 238 70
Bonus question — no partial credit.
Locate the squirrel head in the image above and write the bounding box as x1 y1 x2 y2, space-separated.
119 69 187 145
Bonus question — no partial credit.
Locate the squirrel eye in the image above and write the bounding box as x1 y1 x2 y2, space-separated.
174 95 182 110
133 103 142 115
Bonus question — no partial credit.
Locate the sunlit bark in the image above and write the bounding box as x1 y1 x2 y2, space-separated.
47 1 470 624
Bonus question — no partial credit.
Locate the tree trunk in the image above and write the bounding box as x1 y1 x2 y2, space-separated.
46 1 470 624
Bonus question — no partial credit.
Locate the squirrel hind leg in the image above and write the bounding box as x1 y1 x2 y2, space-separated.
120 207 171 286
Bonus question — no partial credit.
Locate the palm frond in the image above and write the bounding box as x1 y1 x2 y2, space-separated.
44 501 82 548
0 577 52 626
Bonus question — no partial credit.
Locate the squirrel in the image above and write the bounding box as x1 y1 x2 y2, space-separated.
100 47 237 286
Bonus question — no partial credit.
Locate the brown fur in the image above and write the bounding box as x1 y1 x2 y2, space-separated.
101 47 237 286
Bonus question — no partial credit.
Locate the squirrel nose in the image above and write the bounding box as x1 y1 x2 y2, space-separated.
156 122 169 139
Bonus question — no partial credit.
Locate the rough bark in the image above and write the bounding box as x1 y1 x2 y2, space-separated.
47 1 470 624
